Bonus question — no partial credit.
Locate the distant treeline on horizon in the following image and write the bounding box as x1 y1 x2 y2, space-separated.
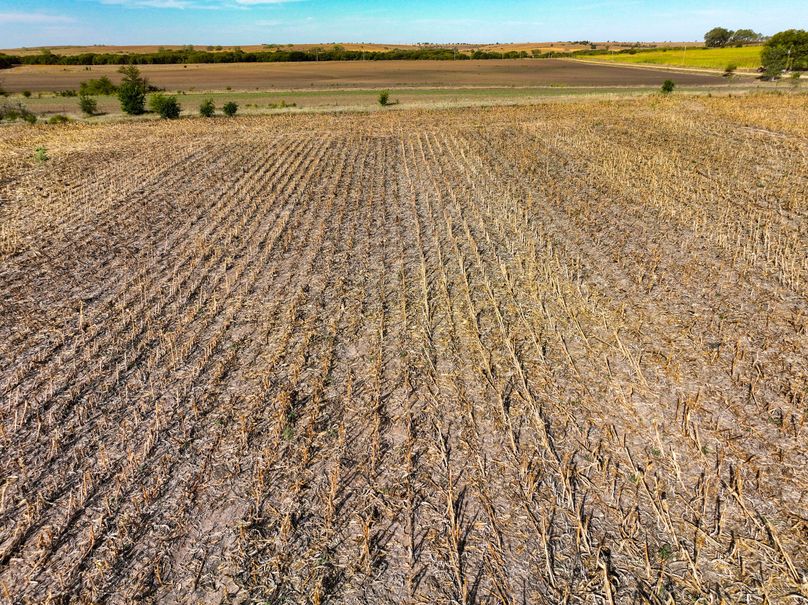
0 45 701 68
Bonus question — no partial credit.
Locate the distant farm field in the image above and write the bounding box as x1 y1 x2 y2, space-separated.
1 94 807 604
0 41 694 57
589 45 763 69
0 58 724 93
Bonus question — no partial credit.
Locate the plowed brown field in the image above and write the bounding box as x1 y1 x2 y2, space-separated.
0 59 723 93
1 94 806 604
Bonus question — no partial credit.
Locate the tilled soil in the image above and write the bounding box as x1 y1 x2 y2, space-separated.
0 58 724 93
0 95 806 604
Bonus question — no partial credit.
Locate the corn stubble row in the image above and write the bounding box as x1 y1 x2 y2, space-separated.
0 94 806 604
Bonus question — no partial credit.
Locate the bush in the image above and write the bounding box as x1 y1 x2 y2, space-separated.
35 147 48 162
117 65 147 115
149 93 181 119
22 90 31 98
0 102 36 123
661 79 675 94
79 93 98 115
56 90 77 97
378 90 390 106
267 100 296 109
222 101 238 117
724 63 737 77
762 60 784 80
80 76 117 96
48 114 70 124
199 98 215 117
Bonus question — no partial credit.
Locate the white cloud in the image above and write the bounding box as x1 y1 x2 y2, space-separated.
0 12 75 24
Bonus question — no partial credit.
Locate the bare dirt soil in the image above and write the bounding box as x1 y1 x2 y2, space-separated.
0 58 723 93
1 94 806 604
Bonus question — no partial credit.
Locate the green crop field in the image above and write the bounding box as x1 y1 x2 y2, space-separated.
588 45 763 70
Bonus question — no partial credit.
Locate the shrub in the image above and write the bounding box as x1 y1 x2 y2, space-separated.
22 90 31 98
268 100 296 109
118 65 148 115
79 93 98 115
149 93 181 119
34 147 48 162
378 90 390 106
48 114 70 124
661 80 675 94
724 63 737 77
23 112 37 124
57 90 77 97
222 101 238 117
762 61 784 80
0 101 33 122
80 76 117 96
199 98 215 117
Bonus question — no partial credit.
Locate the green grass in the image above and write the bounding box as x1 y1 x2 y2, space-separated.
589 46 763 70
8 83 776 122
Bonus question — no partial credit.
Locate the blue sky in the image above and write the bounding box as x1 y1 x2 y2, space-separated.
1 0 805 47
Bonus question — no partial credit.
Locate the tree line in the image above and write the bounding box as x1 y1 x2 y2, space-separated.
0 44 756 69
0 46 540 67
703 27 763 47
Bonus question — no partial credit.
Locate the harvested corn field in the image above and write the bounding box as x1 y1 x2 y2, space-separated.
0 94 807 604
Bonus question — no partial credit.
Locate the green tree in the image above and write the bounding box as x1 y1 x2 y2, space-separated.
117 65 147 115
222 101 238 117
149 93 181 119
199 98 215 117
661 79 675 94
80 76 117 96
378 90 390 106
762 29 808 75
79 93 98 115
704 27 733 48
730 29 761 45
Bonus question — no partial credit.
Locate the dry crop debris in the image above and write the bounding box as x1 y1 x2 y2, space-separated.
0 94 807 604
